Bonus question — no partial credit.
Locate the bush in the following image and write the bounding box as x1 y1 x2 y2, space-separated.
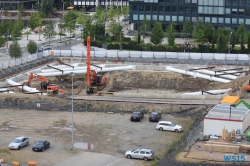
198 44 210 53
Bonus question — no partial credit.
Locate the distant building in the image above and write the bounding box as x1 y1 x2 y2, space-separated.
72 0 129 10
129 0 250 31
0 0 38 10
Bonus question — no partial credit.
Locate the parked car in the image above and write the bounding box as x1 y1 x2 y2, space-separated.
43 47 54 51
156 121 183 133
125 148 155 161
149 112 161 122
68 34 75 38
32 140 50 152
38 47 43 53
126 30 136 36
8 136 29 150
130 111 144 121
122 16 130 21
90 8 95 12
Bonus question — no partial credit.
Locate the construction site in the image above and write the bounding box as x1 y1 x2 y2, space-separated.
2 38 250 166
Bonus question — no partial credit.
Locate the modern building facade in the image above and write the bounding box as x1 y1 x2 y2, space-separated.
129 0 250 31
0 0 38 10
73 0 128 9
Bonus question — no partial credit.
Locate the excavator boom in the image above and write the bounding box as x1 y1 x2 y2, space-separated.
27 73 47 86
233 99 250 109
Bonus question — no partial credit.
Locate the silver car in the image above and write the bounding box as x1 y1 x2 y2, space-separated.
8 136 29 150
125 148 155 161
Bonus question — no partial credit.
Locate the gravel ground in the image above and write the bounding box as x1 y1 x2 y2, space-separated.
0 109 192 166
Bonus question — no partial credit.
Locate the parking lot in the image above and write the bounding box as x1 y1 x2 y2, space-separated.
0 109 192 165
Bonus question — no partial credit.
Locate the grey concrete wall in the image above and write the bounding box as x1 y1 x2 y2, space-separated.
113 92 226 100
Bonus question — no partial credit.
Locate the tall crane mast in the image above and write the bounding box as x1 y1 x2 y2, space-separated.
86 36 93 94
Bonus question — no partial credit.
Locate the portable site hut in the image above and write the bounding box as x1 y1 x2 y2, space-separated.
203 103 250 136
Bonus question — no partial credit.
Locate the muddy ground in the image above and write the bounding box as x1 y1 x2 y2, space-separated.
0 109 193 166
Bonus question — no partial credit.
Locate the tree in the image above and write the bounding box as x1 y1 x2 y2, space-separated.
12 14 24 38
82 15 94 41
27 40 38 54
216 28 227 52
211 29 215 49
193 20 204 43
166 23 176 47
140 16 151 40
108 19 123 36
28 12 41 30
132 32 143 43
9 41 22 59
92 7 106 37
232 32 236 49
63 10 78 35
121 6 129 25
236 23 247 45
107 5 116 22
38 0 54 14
43 22 57 45
182 18 192 35
248 33 250 50
203 22 213 42
150 22 164 45
17 3 25 14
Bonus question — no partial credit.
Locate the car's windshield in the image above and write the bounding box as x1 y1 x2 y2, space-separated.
12 139 21 143
35 141 44 145
171 123 176 127
150 113 157 117
132 113 140 116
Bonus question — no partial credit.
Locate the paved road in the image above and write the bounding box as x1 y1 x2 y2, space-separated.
52 152 134 166
72 95 220 105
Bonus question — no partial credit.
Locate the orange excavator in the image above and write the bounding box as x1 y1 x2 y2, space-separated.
86 36 106 94
27 73 59 93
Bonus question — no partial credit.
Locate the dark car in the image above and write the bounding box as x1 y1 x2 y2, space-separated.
90 8 95 12
130 112 144 122
32 140 50 152
149 112 161 122
122 16 130 21
68 34 75 38
38 47 43 53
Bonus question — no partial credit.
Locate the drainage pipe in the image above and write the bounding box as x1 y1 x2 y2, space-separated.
166 66 231 83
194 69 238 80
183 89 231 95
34 65 135 77
6 79 45 95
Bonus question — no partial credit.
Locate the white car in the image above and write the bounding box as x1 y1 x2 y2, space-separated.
125 148 155 161
8 136 29 150
156 121 182 132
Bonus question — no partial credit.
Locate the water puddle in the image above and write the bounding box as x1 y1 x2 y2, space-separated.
74 142 94 150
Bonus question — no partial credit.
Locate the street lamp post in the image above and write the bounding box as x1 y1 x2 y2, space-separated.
71 72 75 149
229 32 232 54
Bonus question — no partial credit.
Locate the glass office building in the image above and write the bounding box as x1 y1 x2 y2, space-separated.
129 0 250 31
73 0 128 9
0 0 38 10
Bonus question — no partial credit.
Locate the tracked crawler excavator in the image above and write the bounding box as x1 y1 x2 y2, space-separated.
86 36 107 94
27 73 59 94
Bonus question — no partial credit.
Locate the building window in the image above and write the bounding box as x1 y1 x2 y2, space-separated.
152 15 157 21
146 6 151 12
225 18 230 24
146 15 151 20
172 16 177 21
153 6 157 12
192 0 197 3
198 17 203 22
218 17 224 23
159 6 164 12
172 0 178 3
232 0 237 6
246 9 250 16
239 9 244 15
133 14 138 20
185 17 190 21
139 15 145 20
179 6 184 12
232 9 237 15
191 7 197 13
226 8 231 14
172 6 177 12
239 18 244 24
232 18 237 24
247 0 250 6
159 0 164 2
185 0 191 3
179 16 184 22
192 17 197 22
179 0 184 4
165 6 171 12
205 17 210 22
212 17 217 23
166 0 171 3
165 15 170 21
133 5 138 11
159 15 164 21
246 19 250 25
226 0 231 6
139 5 144 11
239 0 244 6
185 7 190 13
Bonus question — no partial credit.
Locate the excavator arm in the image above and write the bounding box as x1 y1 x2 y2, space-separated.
232 99 250 109
27 73 47 86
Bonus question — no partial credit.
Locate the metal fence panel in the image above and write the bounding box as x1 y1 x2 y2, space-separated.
187 123 203 149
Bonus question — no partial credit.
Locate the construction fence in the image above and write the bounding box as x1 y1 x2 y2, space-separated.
43 50 250 66
186 122 204 149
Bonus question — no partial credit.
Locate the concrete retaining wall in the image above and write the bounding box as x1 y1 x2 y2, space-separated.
113 92 226 100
